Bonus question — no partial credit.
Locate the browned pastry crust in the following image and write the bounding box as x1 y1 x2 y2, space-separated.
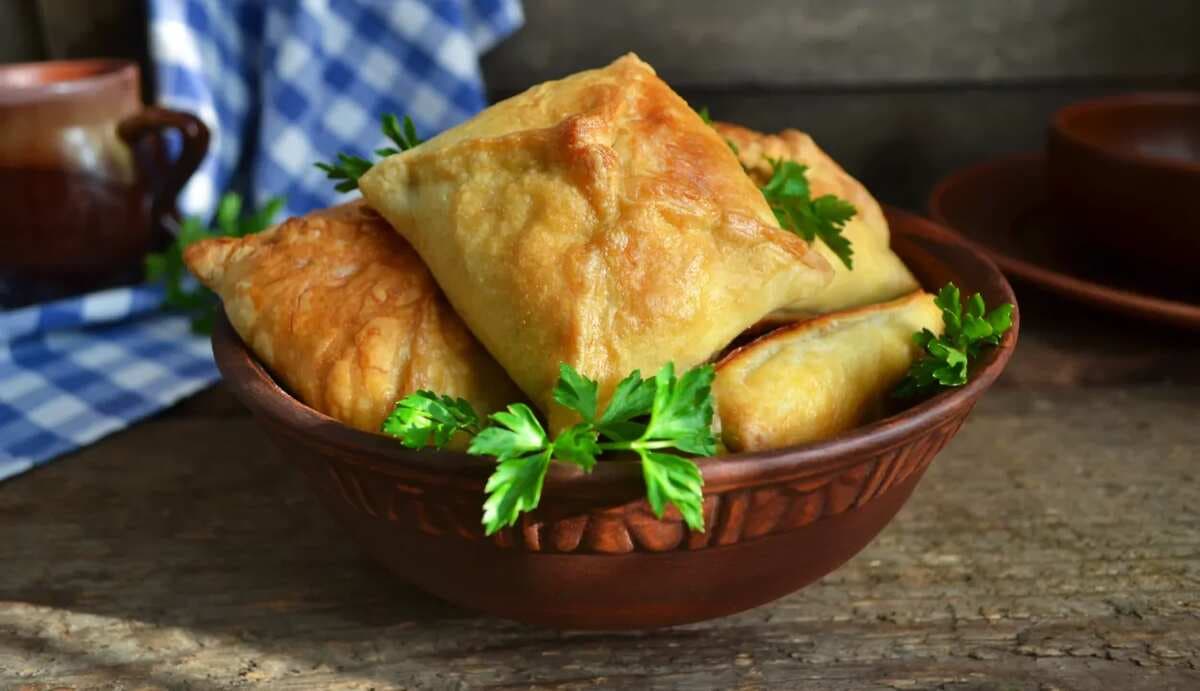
360 54 834 428
714 291 942 452
184 201 522 437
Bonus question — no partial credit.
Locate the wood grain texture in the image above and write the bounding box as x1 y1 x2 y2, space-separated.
482 0 1200 89
996 289 1200 389
1 379 1197 688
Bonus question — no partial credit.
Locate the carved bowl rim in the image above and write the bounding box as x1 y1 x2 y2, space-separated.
212 207 1018 504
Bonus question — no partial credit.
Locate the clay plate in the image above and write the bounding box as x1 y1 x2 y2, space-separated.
929 153 1200 330
212 208 1018 630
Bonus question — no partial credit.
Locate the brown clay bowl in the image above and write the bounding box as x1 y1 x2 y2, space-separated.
930 152 1200 330
211 208 1018 630
1047 92 1200 268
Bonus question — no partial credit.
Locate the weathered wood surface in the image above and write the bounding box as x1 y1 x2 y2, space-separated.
1 297 1199 690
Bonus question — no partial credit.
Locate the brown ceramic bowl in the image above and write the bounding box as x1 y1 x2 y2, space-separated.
212 208 1018 630
1047 92 1200 268
929 152 1200 330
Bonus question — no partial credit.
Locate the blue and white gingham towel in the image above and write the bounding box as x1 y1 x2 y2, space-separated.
0 287 215 481
149 0 523 218
0 0 521 481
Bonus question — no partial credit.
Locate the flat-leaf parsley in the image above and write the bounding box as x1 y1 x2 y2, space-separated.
894 283 1014 398
761 158 857 269
382 362 717 535
316 114 422 192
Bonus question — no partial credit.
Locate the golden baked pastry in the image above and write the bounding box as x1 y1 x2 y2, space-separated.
184 201 522 439
715 122 919 317
713 291 943 452
360 54 833 429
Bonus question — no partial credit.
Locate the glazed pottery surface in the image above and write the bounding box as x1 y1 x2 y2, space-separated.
0 60 209 299
1046 92 1200 269
212 208 1018 629
930 153 1200 330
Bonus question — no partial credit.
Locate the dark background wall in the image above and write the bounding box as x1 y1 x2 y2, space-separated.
4 0 1198 209
481 0 1200 208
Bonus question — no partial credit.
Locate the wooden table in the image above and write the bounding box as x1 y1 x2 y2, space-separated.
2 289 1199 690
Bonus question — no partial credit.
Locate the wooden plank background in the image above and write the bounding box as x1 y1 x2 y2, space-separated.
479 0 1200 207
2 0 1197 208
8 0 1199 84
481 0 1200 87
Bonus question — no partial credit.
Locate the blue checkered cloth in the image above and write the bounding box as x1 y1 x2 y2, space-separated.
0 0 521 481
0 287 215 481
148 0 523 218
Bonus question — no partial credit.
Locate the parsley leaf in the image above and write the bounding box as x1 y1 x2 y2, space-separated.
642 451 705 531
316 113 423 192
145 192 283 334
470 403 550 459
314 154 373 193
482 450 552 536
641 363 717 457
551 423 601 471
761 157 857 269
552 362 599 423
470 403 555 536
616 363 715 530
509 362 716 534
595 369 655 441
376 113 422 156
696 107 860 267
894 282 1014 398
381 391 481 449
380 361 717 535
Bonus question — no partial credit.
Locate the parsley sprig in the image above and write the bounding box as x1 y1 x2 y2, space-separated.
381 392 481 448
382 362 716 535
694 106 856 269
315 114 422 192
894 283 1014 398
146 192 283 334
761 158 857 269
